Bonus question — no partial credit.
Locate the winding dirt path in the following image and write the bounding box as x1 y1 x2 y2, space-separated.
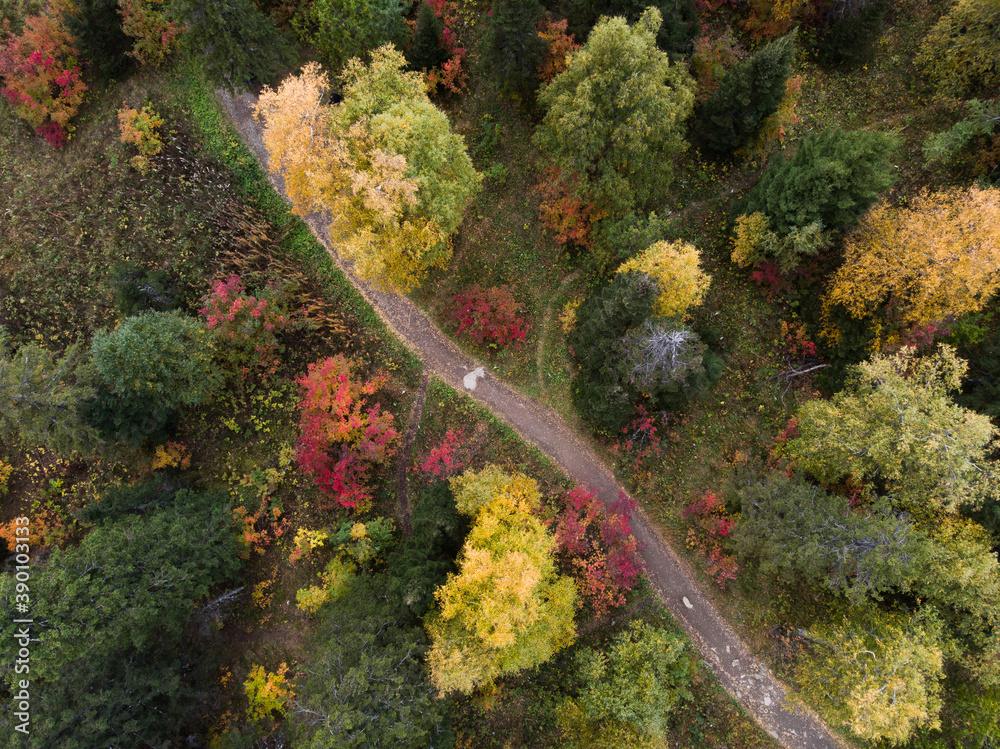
218 90 845 749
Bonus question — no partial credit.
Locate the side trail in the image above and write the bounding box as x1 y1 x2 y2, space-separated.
218 90 845 749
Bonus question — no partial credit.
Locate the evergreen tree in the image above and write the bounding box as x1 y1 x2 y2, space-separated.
293 0 409 74
741 126 900 233
176 0 294 93
569 271 658 432
534 7 695 215
0 337 97 456
694 30 796 155
814 0 888 68
62 0 133 80
0 486 241 747
556 0 699 57
407 2 449 72
480 0 547 99
733 472 924 603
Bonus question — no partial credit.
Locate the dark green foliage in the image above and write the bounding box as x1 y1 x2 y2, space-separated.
813 0 888 68
81 384 177 449
555 0 699 56
408 2 450 72
111 262 182 317
388 483 469 617
733 472 925 603
63 0 133 80
741 127 900 233
176 0 295 93
592 210 674 269
694 30 796 155
909 675 1000 749
77 476 190 525
0 487 240 748
570 272 658 433
479 0 547 100
287 579 442 749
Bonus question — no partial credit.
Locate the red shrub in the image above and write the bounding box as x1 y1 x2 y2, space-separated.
295 355 399 510
424 0 467 95
200 275 291 376
553 486 645 615
0 14 87 146
448 284 528 349
414 428 468 479
682 490 739 588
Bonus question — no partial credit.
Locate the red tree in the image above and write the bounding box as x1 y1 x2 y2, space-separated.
553 486 645 615
295 355 399 510
0 13 87 147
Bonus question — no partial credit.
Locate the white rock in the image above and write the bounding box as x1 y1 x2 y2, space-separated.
463 367 486 390
682 596 693 609
764 696 772 706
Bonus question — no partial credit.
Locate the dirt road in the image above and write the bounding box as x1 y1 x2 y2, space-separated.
218 89 845 749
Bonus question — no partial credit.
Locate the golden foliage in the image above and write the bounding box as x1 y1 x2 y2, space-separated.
616 240 711 318
825 186 1000 328
428 466 577 695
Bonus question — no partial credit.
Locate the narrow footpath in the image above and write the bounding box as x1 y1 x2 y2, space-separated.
219 90 845 749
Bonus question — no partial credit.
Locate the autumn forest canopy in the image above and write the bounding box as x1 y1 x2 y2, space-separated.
1 0 1000 746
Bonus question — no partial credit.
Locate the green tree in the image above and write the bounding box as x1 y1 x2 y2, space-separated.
741 127 900 234
789 346 998 513
479 0 547 100
293 0 408 73
813 0 888 68
569 271 659 433
407 2 449 72
0 337 97 455
694 30 796 155
337 47 482 239
794 606 945 745
534 7 695 216
733 472 924 603
91 310 224 411
0 486 241 748
62 0 133 79
915 0 1000 100
561 621 695 744
425 466 578 695
288 580 442 749
557 0 700 57
175 0 294 93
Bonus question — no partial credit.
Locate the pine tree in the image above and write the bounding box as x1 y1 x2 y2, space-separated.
741 126 900 233
695 30 796 155
407 2 449 72
176 0 294 93
62 0 133 80
480 0 547 100
557 0 699 57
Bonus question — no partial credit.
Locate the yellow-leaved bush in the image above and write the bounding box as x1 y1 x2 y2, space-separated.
254 50 481 292
824 186 1000 329
616 240 711 318
425 465 578 695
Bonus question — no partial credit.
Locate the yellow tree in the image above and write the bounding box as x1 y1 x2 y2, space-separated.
616 240 711 318
825 186 1000 328
254 50 480 292
425 465 578 695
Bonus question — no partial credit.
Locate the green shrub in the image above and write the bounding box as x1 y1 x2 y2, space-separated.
91 310 224 410
694 30 796 155
741 127 900 233
592 210 675 271
111 261 181 317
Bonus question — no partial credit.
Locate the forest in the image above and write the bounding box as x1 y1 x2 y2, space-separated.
0 0 998 746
